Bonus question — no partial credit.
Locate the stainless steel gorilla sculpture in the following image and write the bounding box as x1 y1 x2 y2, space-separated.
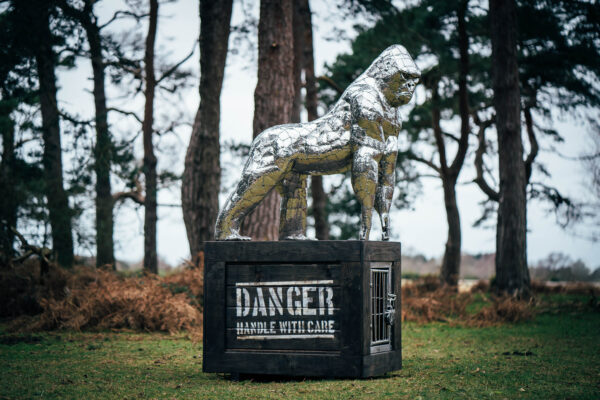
215 45 420 241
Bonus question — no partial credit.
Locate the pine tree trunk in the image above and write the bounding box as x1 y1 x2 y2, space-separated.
241 0 295 240
440 178 461 286
0 118 17 264
34 4 74 268
291 0 329 240
81 8 114 268
489 0 530 297
440 1 470 286
300 0 329 240
143 0 158 274
182 0 233 264
291 0 303 125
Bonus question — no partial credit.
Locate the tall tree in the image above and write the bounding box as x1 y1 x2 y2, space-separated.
291 0 329 240
321 1 473 281
59 0 115 268
182 0 233 264
0 7 25 263
1 2 79 267
489 0 530 296
437 0 470 286
303 0 329 240
22 0 75 268
475 0 599 292
241 0 295 240
142 0 158 274
0 111 17 263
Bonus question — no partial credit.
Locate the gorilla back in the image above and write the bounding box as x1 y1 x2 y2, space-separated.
215 44 420 241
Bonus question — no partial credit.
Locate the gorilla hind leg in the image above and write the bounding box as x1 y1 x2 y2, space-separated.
215 167 286 240
278 173 309 240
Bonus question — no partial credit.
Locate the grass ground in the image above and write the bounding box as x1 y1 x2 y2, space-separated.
1 296 599 399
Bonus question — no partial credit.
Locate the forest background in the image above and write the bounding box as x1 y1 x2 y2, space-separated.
1 0 599 283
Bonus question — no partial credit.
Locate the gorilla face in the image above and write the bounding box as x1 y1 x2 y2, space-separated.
366 45 420 108
382 71 420 107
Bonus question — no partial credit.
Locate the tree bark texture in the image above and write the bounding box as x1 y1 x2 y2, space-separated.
291 0 328 240
74 1 115 268
440 178 461 286
439 1 470 286
33 3 74 268
182 0 233 264
143 0 158 274
0 117 17 264
523 105 538 183
291 0 303 125
489 0 531 296
430 86 461 287
300 0 329 240
241 0 295 240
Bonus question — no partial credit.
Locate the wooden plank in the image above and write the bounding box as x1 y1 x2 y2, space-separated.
225 263 341 284
361 350 402 377
203 261 225 366
363 241 401 261
362 260 371 356
225 329 341 351
205 241 362 263
203 351 362 377
338 261 363 359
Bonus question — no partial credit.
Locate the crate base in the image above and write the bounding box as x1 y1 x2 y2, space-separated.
203 240 402 378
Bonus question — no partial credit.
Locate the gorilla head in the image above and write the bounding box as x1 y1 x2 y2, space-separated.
366 45 421 107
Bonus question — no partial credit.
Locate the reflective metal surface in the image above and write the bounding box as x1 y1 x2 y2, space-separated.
215 45 420 241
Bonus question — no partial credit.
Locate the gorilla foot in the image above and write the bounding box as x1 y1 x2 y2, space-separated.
218 229 251 241
281 234 314 241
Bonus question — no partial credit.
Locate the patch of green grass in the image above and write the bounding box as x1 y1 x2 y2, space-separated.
401 272 422 280
1 304 598 399
464 292 490 314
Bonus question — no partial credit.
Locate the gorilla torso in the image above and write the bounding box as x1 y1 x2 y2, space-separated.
245 75 402 177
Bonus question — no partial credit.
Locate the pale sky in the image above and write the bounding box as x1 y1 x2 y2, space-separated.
55 0 599 269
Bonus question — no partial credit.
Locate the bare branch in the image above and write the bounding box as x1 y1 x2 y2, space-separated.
412 173 442 180
442 131 460 143
108 107 143 123
431 85 448 173
113 178 145 205
99 10 149 30
406 152 441 175
156 42 197 85
158 203 181 208
59 110 94 126
14 137 38 149
318 75 343 95
113 190 145 205
473 112 499 202
523 106 539 183
10 227 52 264
105 59 143 81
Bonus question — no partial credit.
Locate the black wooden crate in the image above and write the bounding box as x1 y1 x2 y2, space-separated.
203 240 401 378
